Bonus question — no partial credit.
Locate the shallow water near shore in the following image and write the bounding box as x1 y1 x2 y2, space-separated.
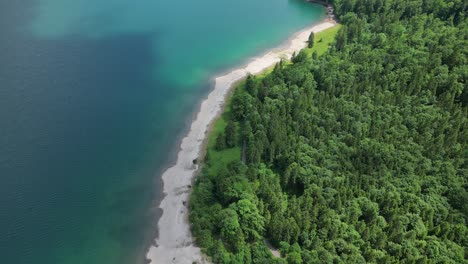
0 1 324 263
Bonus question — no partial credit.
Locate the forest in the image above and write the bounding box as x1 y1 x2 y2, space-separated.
190 0 467 263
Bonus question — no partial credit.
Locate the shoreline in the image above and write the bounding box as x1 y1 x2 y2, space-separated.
145 18 337 264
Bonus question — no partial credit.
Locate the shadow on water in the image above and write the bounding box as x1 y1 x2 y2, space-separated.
289 0 327 15
0 2 170 262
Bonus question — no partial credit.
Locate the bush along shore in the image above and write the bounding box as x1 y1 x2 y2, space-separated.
190 0 467 263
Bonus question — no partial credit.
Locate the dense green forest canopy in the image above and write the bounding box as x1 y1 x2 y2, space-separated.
190 0 468 263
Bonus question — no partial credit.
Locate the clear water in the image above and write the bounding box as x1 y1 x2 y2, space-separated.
0 0 324 263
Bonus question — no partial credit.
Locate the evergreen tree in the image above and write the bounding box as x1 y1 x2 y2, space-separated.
215 133 226 150
225 121 237 148
307 32 315 48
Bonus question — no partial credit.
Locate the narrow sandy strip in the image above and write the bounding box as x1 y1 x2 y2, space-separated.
146 20 337 264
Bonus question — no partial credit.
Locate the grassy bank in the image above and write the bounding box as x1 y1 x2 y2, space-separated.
203 93 242 176
304 24 341 56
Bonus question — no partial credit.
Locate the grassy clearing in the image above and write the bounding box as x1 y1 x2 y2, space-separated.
305 24 341 57
204 94 242 176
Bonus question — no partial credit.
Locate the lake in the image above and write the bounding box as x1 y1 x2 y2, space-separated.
0 0 324 263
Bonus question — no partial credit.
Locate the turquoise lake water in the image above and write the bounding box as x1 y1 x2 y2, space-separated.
0 1 324 263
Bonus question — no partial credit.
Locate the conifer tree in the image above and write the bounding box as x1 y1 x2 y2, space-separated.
307 32 315 48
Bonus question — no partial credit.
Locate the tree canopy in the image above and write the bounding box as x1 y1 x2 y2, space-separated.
190 1 467 263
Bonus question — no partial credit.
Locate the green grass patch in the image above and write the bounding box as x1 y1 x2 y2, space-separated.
305 24 342 57
204 93 241 176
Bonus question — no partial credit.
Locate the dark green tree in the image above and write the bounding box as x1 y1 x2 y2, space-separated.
225 121 237 148
215 133 226 151
307 32 315 48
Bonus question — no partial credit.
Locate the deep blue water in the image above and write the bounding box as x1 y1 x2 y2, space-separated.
0 1 324 263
